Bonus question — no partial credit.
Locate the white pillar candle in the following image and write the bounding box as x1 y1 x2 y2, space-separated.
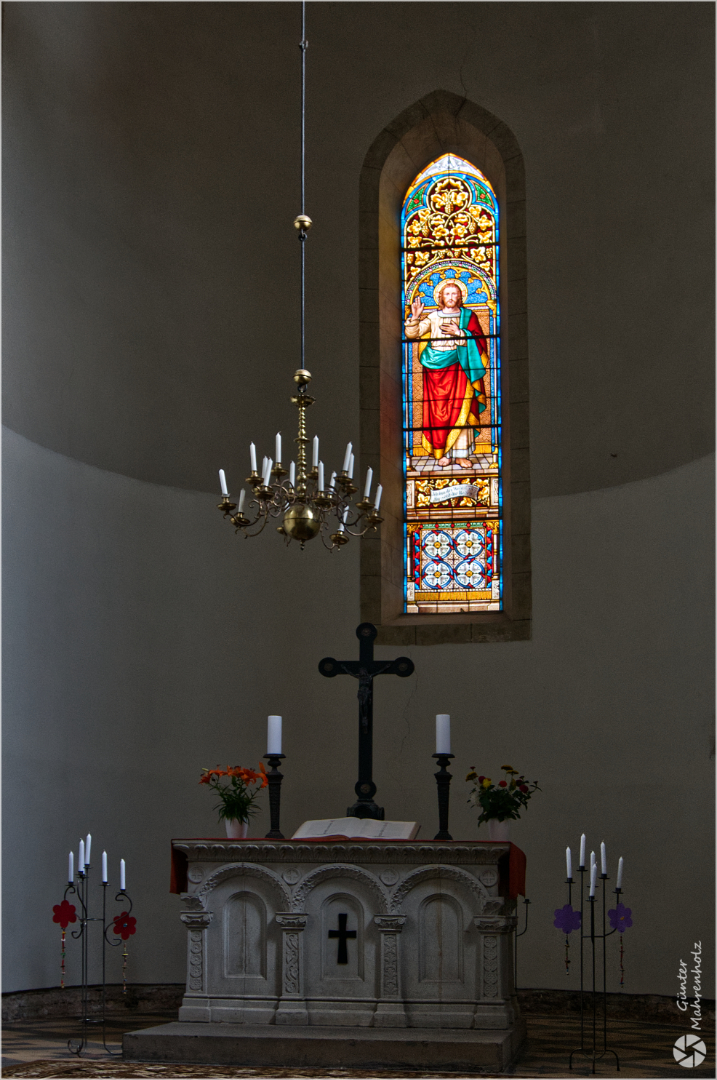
566 847 572 879
250 443 257 472
68 851 74 884
102 851 108 884
85 834 92 866
589 862 597 897
616 856 624 890
289 462 296 487
312 436 319 468
579 834 586 868
238 489 246 513
120 859 126 892
267 715 282 755
600 842 607 876
374 484 382 511
342 442 353 472
78 839 85 871
318 461 324 491
435 714 451 755
275 432 282 463
363 467 373 500
329 471 336 491
219 469 228 497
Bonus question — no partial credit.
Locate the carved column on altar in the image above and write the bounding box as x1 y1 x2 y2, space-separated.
275 913 309 1025
178 897 214 1022
474 904 519 1029
373 915 407 1027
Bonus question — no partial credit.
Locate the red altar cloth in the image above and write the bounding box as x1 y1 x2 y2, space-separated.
170 839 526 899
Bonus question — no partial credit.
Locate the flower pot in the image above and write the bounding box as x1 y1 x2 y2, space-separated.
225 819 249 839
487 818 510 841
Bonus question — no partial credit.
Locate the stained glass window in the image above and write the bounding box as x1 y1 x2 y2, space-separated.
401 154 502 614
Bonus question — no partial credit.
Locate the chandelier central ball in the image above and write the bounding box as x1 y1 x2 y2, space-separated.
283 503 321 542
293 214 312 231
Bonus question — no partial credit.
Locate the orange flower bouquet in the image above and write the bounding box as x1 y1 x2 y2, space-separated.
199 764 268 824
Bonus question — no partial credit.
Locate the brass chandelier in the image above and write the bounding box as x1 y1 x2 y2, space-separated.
216 6 382 550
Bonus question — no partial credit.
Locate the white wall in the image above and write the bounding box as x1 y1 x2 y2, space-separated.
4 425 713 995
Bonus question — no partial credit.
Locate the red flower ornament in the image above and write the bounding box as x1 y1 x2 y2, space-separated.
52 900 77 929
112 911 137 941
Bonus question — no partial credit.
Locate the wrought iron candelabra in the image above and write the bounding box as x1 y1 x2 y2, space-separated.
55 858 135 1058
432 753 454 839
263 753 285 839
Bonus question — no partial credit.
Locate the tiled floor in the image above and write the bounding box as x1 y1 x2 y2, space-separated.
2 1014 712 1078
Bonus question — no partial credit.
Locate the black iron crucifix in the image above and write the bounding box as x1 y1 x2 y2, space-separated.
319 623 414 820
328 913 356 964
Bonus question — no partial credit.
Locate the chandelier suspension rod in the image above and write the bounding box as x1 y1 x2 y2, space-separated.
299 1 308 372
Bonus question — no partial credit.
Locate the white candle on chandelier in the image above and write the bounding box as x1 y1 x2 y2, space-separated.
342 442 353 472
318 461 324 491
68 851 74 884
238 489 246 514
435 714 451 755
566 846 572 880
329 471 336 491
263 458 273 486
338 506 349 533
579 833 586 868
219 469 229 497
120 859 126 892
102 851 108 884
85 834 92 866
275 432 282 463
589 862 597 897
363 467 373 500
348 453 355 479
250 443 257 473
312 436 319 468
267 715 283 755
78 839 85 871
616 857 624 889
600 841 607 876
289 461 296 487
374 485 383 511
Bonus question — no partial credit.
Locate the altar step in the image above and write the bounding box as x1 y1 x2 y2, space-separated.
123 1020 526 1072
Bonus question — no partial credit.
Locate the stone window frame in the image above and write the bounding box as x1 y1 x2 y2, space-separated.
359 90 531 646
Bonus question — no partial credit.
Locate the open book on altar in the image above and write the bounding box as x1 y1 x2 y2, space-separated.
292 818 420 840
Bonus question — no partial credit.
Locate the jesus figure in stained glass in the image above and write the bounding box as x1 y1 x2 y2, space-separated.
405 279 489 468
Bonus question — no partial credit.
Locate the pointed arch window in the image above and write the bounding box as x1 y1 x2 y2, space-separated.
402 154 502 614
359 91 531 645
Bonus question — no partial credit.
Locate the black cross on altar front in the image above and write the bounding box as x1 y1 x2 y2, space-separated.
328 913 357 964
319 623 414 819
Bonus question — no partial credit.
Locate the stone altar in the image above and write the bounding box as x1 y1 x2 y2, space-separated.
124 838 526 1070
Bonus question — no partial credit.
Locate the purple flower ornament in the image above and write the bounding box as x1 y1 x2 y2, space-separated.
608 903 632 932
553 904 581 934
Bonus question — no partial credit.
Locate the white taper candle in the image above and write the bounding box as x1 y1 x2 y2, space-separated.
267 715 282 755
579 834 586 868
102 851 108 884
566 847 572 880
374 485 382 511
616 857 624 889
238 489 246 513
68 851 74 884
78 839 85 871
289 462 296 487
342 442 353 472
250 443 257 472
435 714 451 755
219 469 228 497
329 471 336 491
263 458 273 486
600 842 607 876
590 850 596 872
275 432 282 463
120 859 126 892
338 506 349 533
318 461 324 491
363 467 373 500
312 436 319 468
589 863 597 897
85 834 92 866
348 453 355 479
